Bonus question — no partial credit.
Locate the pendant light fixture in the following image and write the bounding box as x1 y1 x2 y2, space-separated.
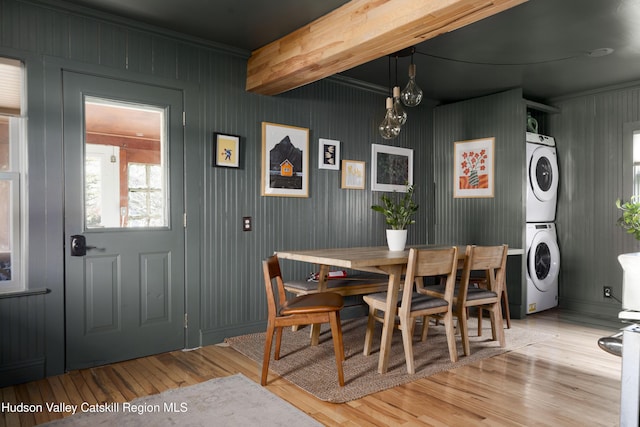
379 56 401 139
400 47 423 107
379 96 401 139
392 55 407 126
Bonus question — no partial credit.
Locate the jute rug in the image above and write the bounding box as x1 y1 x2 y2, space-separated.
40 373 322 426
225 316 554 403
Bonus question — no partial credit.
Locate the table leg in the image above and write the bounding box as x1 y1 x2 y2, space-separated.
378 265 402 374
310 264 330 345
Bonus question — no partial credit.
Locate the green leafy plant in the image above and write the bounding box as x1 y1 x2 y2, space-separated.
616 196 640 240
371 184 419 230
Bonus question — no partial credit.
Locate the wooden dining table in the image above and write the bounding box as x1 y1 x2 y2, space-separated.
276 245 523 374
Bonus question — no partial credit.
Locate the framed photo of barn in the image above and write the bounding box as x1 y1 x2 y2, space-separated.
261 122 309 197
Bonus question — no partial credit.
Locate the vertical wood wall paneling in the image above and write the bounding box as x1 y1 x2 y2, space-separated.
0 294 46 386
433 88 526 317
201 73 435 341
550 86 640 324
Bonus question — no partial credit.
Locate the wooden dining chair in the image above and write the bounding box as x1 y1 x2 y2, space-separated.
362 247 459 374
420 245 508 357
472 269 511 336
261 255 345 386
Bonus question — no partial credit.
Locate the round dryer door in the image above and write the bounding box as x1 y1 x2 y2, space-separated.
529 145 558 202
528 230 560 292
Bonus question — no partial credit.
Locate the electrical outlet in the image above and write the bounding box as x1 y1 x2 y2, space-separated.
242 216 252 232
603 286 612 298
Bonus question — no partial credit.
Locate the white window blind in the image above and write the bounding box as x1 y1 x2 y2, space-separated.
0 57 23 116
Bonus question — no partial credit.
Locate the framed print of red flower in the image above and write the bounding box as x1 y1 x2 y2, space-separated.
454 138 494 198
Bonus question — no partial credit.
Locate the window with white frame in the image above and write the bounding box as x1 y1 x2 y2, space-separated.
0 57 26 292
634 131 640 196
127 162 164 227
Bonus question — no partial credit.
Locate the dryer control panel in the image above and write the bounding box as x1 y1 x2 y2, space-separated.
526 132 556 147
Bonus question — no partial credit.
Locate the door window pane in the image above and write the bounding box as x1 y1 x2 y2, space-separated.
84 97 167 229
127 163 164 227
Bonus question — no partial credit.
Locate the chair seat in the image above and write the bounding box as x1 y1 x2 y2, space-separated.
365 291 448 310
280 292 343 315
422 285 497 301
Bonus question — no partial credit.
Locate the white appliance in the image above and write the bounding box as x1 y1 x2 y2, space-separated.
526 222 560 314
526 132 559 222
619 253 640 312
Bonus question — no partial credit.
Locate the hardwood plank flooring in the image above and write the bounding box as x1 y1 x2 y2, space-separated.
0 310 622 426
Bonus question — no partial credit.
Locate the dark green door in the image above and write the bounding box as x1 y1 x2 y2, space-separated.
63 71 185 370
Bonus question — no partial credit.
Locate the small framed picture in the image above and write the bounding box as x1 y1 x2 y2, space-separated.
341 160 365 189
318 138 340 170
213 132 241 168
371 144 413 192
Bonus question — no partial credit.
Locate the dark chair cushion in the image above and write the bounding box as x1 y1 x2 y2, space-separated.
366 291 448 310
421 284 497 301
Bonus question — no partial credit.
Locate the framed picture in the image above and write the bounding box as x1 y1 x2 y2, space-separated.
454 137 495 198
341 160 365 189
213 132 241 168
261 122 309 197
318 138 340 170
371 144 413 192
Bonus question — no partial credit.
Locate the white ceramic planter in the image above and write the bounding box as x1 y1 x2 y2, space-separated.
619 252 640 311
386 229 407 251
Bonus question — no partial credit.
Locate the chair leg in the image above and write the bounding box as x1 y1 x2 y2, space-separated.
489 304 506 347
363 304 377 356
328 311 345 386
274 327 283 360
502 288 511 329
442 311 458 363
458 307 471 357
480 292 511 335
400 315 415 374
420 315 429 342
261 324 275 386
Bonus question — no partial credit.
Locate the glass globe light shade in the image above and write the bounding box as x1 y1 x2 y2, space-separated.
400 63 423 107
392 86 407 125
378 97 401 140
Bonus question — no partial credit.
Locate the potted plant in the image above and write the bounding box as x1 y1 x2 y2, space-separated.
616 196 640 310
371 184 419 251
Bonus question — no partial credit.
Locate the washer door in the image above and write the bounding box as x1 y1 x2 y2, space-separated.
529 146 558 202
528 230 560 292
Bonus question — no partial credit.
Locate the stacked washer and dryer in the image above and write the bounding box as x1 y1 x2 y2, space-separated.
526 132 561 314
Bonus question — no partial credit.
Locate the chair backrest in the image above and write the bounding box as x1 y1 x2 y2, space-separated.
458 244 508 302
262 255 288 319
401 246 459 308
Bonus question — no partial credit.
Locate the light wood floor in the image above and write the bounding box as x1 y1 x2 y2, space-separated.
0 310 623 426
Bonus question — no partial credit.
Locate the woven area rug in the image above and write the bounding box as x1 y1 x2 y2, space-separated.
40 373 322 426
225 316 554 403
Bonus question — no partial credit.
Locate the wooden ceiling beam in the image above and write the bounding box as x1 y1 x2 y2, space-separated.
246 0 527 95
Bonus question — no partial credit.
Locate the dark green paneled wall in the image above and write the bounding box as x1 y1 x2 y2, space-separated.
0 0 434 384
3 0 633 388
433 89 527 317
550 85 640 325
